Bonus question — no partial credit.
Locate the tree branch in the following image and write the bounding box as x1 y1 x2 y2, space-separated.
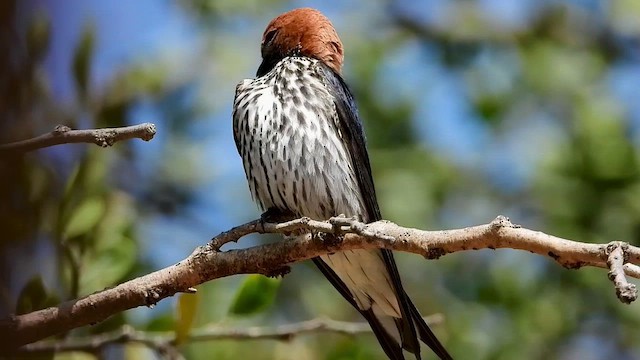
2 215 639 353
18 314 444 354
0 123 157 153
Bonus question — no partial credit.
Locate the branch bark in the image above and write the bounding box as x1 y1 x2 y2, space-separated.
1 215 639 353
0 123 157 153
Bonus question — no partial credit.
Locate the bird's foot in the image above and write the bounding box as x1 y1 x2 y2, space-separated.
260 208 306 236
317 232 344 251
261 207 297 225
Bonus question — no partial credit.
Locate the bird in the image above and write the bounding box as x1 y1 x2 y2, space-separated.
232 8 452 360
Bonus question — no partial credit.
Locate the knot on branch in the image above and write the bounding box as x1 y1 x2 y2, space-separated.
53 125 71 134
93 129 116 147
143 289 161 308
426 247 446 260
489 215 520 231
264 265 291 278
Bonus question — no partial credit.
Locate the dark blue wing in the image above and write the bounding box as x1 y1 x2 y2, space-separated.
318 65 381 223
318 64 453 360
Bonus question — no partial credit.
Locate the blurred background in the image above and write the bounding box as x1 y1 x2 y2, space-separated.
2 0 640 359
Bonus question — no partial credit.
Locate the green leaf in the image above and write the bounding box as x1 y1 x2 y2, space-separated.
63 197 105 239
79 235 136 294
72 24 95 100
175 292 200 345
229 275 281 316
16 276 48 314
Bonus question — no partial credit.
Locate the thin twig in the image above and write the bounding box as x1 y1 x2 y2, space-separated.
624 263 640 279
18 315 444 354
2 215 640 351
0 123 157 153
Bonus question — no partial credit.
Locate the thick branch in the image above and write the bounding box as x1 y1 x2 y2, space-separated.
0 123 157 153
1 215 639 352
19 315 444 354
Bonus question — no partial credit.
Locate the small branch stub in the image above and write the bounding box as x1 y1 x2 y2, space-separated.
605 241 638 304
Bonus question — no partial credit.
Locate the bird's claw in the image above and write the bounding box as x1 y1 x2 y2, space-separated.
260 207 298 234
318 232 344 250
261 208 297 224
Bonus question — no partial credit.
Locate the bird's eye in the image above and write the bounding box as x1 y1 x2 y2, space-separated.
263 29 278 46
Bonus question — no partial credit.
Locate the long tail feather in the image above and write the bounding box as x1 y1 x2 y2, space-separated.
313 258 406 359
408 299 453 360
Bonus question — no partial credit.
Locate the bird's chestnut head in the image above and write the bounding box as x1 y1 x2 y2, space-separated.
257 8 344 76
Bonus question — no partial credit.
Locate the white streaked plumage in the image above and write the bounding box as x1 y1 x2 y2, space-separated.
233 57 402 324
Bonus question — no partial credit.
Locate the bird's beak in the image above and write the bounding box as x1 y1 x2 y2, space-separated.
256 58 274 77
